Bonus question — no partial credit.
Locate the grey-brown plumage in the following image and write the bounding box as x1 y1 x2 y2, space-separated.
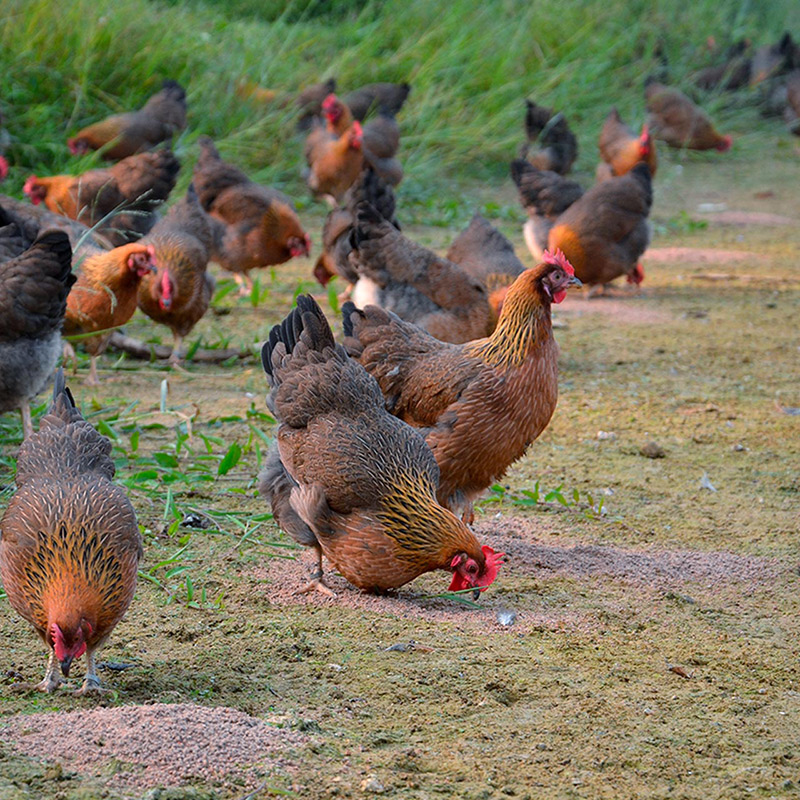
343 82 411 121
0 371 142 693
348 203 491 343
0 229 74 438
258 295 495 596
521 100 578 175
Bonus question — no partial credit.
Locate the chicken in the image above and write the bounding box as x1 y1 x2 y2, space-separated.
694 39 752 90
0 229 75 438
193 136 310 293
137 185 216 363
445 213 525 322
750 32 800 86
259 294 503 596
0 111 9 182
23 149 180 246
645 82 732 151
521 100 578 175
785 71 800 134
68 80 187 161
305 121 366 203
547 162 652 289
348 203 492 343
64 241 158 385
343 82 411 121
0 370 142 694
342 250 581 521
596 108 657 180
313 168 399 289
296 77 338 131
510 159 584 262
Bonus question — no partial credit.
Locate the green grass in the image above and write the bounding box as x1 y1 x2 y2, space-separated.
1 0 799 205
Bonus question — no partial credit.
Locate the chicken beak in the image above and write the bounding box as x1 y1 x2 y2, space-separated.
472 588 481 600
60 655 74 677
568 275 582 288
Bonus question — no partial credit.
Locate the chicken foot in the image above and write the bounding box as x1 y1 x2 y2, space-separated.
74 649 108 696
11 651 62 694
295 547 336 598
233 272 254 297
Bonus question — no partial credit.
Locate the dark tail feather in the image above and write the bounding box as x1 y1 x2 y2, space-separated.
341 300 360 339
50 368 77 418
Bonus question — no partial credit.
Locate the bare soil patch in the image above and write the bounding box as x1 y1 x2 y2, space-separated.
2 703 307 794
645 246 761 264
557 296 673 324
697 210 795 226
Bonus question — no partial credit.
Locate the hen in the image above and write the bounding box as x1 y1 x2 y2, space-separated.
193 136 310 293
68 80 187 161
305 121 366 203
23 149 180 246
750 32 800 86
445 213 526 323
0 229 75 438
348 203 492 343
0 111 9 182
521 100 579 175
259 295 503 597
296 77 338 131
64 241 158 385
343 250 581 521
313 168 399 290
343 82 411 121
596 108 657 180
694 39 752 90
0 370 142 694
645 82 732 151
510 158 584 262
548 162 652 289
137 185 216 363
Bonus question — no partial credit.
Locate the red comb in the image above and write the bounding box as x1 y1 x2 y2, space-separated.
543 248 574 276
160 268 172 298
0 156 8 181
322 93 338 110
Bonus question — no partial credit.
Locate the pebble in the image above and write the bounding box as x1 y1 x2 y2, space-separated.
497 609 517 627
360 776 386 793
639 441 665 459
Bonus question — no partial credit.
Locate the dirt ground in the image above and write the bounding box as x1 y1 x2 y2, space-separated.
1 140 799 800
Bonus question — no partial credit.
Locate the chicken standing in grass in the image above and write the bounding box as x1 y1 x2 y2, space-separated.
68 80 187 161
0 370 142 694
521 99 579 175
259 295 504 597
596 108 657 181
0 229 75 438
343 250 581 522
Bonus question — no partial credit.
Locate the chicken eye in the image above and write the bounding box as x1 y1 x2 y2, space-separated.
467 564 478 574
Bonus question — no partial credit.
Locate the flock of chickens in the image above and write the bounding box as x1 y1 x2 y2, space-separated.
0 33 796 694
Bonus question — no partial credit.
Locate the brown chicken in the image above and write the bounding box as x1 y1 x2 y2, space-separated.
694 39 752 90
445 213 526 322
510 159 584 262
645 82 732 151
137 185 216 363
0 229 75 438
259 294 503 596
305 121 366 203
193 137 310 293
64 241 158 385
23 149 180 246
0 370 142 694
343 250 581 521
68 80 187 161
547 162 652 289
313 168 399 289
596 108 657 180
521 100 579 175
348 203 492 343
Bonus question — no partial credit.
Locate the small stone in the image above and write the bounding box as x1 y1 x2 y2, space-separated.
732 443 747 452
497 610 517 627
640 441 665 459
360 777 385 794
699 472 717 492
597 430 617 441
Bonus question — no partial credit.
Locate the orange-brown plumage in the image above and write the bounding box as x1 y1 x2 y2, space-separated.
137 185 216 360
305 122 367 202
597 108 657 179
64 241 157 383
67 80 186 161
0 371 142 693
193 137 309 291
23 150 180 246
259 296 502 596
343 255 581 520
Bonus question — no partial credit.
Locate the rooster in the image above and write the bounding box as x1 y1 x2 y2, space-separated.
548 162 652 289
64 242 158 385
596 108 657 180
510 159 584 262
68 80 187 161
0 229 75 438
343 250 581 522
521 100 578 175
645 82 732 151
0 370 142 694
259 295 503 597
193 137 310 294
23 149 180 246
137 185 216 363
348 203 492 343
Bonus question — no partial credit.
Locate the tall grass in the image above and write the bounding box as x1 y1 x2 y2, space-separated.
1 0 798 196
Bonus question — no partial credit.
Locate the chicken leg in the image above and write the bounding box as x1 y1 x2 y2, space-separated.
295 546 336 598
233 272 254 297
20 403 33 440
75 649 107 696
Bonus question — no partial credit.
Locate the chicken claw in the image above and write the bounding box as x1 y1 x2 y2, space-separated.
295 572 337 598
